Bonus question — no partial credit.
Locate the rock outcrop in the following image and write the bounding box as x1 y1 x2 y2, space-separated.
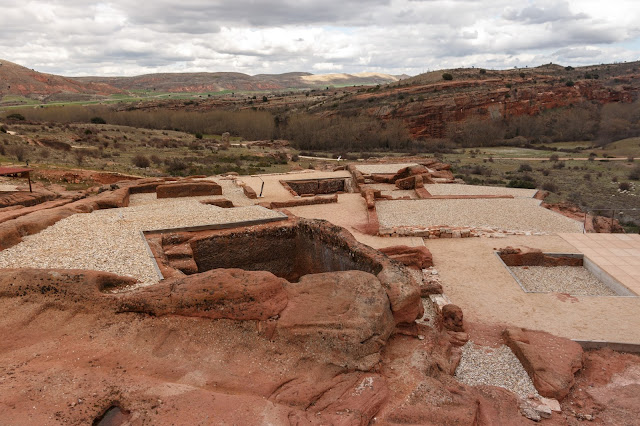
379 245 433 269
503 327 583 401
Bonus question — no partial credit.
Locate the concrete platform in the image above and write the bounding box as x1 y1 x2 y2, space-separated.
425 234 640 344
560 233 640 296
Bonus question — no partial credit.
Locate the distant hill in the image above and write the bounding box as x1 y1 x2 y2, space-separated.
0 59 122 103
73 71 404 93
321 61 640 139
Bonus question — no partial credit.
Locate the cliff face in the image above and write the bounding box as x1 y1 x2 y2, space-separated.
327 65 640 139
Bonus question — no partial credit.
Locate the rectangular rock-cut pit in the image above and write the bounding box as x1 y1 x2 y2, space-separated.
189 223 382 282
280 178 347 197
498 252 636 297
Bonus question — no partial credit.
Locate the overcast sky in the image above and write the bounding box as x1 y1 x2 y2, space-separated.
2 0 639 77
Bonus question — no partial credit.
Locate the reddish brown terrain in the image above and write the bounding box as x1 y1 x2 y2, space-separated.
327 63 640 139
0 169 639 425
0 60 122 102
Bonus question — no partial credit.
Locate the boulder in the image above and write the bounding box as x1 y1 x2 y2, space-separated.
503 327 583 401
156 181 222 198
118 268 288 321
430 169 454 180
420 280 443 296
392 165 430 181
242 184 257 199
377 265 424 325
420 173 436 184
442 304 464 332
277 271 395 370
395 175 418 190
199 198 234 208
380 245 433 269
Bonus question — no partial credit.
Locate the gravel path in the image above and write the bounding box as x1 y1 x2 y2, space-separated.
510 265 618 296
424 184 537 198
376 198 584 234
0 198 284 287
455 341 539 399
355 163 419 175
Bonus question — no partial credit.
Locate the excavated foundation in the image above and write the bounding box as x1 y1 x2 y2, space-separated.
149 219 382 282
280 178 347 196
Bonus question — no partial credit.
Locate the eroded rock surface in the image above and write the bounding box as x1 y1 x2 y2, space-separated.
503 327 583 401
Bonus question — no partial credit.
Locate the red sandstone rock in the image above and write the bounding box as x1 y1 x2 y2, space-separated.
498 246 583 266
199 198 234 208
243 184 257 199
156 181 222 198
442 304 464 332
119 268 288 321
420 173 435 184
395 175 419 190
391 165 430 182
420 280 443 296
377 265 424 324
503 327 583 401
430 169 455 180
269 194 337 208
278 271 395 370
380 245 433 269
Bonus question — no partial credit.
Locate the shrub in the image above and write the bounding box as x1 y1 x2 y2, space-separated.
507 179 537 189
194 133 203 139
629 166 640 180
542 182 557 192
8 145 27 161
565 80 575 87
262 95 268 102
549 154 560 162
518 163 532 172
132 154 150 168
479 69 486 75
90 117 106 124
0 126 6 133
619 182 631 191
442 73 453 81
6 113 25 121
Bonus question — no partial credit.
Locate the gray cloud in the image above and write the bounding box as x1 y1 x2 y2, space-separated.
503 1 588 24
0 0 638 77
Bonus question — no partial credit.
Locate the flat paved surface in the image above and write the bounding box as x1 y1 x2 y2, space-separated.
560 233 640 296
377 198 584 234
425 234 640 344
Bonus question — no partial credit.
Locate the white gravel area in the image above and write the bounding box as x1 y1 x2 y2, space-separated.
455 341 539 399
376 198 584 234
355 163 419 175
0 199 284 287
425 184 537 198
510 265 618 296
